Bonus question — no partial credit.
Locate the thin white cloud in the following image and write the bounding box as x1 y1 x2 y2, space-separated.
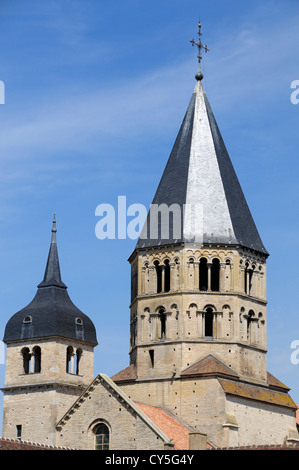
0 6 298 178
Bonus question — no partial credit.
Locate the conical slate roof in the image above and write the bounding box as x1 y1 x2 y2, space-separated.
3 217 98 345
137 80 267 255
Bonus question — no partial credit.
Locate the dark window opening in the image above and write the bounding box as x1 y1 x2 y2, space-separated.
94 423 109 450
33 346 41 373
159 309 166 339
199 258 208 291
211 258 220 291
16 425 22 441
131 270 138 301
149 350 155 368
22 347 31 374
247 310 254 340
205 308 213 338
248 269 253 294
244 264 253 295
164 259 170 292
154 261 162 293
75 348 82 375
66 346 73 373
66 346 82 375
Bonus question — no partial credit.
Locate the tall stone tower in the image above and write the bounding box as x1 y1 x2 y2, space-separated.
129 66 268 386
113 23 298 447
1 216 97 445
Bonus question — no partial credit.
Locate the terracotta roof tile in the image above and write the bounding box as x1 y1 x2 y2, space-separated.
0 437 73 450
181 355 239 379
135 402 192 450
267 372 290 391
110 364 137 383
218 378 297 409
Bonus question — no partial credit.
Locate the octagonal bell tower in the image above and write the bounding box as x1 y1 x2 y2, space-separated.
128 55 268 387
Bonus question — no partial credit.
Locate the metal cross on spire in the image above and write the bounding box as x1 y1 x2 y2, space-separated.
190 21 209 80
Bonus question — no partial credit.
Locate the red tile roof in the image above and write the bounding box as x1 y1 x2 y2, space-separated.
135 402 192 450
218 443 299 450
267 372 290 391
218 378 297 409
111 364 137 383
181 354 239 379
0 437 72 450
296 404 299 426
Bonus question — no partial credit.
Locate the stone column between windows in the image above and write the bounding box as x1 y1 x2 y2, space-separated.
30 352 34 374
219 262 226 292
240 265 245 293
207 263 212 291
194 262 199 290
149 266 156 294
70 353 75 374
169 262 174 290
196 311 203 338
161 265 165 292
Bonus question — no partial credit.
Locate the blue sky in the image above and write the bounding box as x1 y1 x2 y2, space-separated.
0 0 298 434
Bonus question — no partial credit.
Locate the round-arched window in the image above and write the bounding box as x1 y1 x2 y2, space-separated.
94 423 109 450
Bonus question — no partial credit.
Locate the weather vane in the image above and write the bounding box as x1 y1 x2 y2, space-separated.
190 21 209 80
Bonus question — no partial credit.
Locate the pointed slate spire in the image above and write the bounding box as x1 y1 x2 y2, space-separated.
38 214 67 288
136 77 267 255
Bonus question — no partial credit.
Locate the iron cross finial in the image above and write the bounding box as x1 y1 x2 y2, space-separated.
190 21 209 80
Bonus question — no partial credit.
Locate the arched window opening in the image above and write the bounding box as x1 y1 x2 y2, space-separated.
32 346 41 373
66 346 82 375
159 308 166 339
244 263 253 294
94 423 109 450
164 259 170 292
248 268 253 294
23 315 32 323
247 310 255 340
199 258 208 291
211 258 220 291
131 268 138 301
75 348 82 375
66 346 74 374
22 347 31 374
205 308 214 338
244 263 249 293
154 261 162 293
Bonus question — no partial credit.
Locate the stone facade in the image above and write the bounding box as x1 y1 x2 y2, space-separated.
1 46 299 449
2 337 94 445
129 245 267 384
55 374 175 450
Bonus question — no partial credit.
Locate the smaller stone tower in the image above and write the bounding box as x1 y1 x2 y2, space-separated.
1 216 97 446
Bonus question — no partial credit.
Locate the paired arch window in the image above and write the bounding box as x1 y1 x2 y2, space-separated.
21 346 41 374
154 260 170 293
66 346 83 375
94 423 109 450
199 258 220 291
